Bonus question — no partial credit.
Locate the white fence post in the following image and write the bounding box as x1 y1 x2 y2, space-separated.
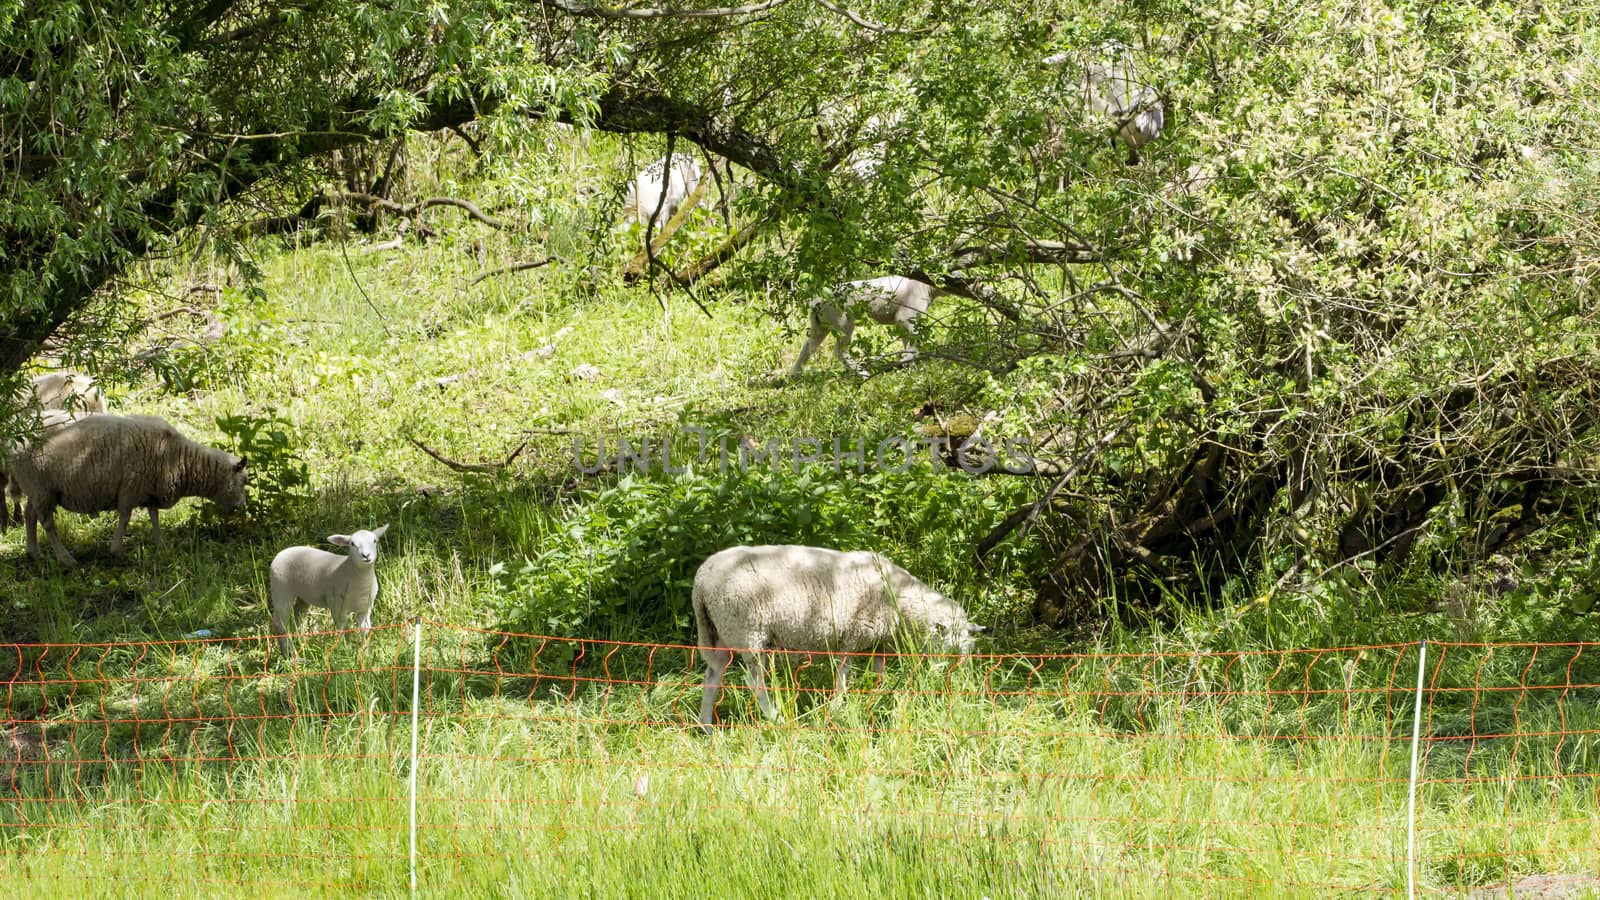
1406 638 1428 900
409 617 423 896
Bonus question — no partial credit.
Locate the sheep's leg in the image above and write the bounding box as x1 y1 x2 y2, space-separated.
22 501 43 561
833 319 868 377
833 654 853 696
269 590 298 658
36 505 76 567
746 650 778 720
788 317 826 380
873 654 886 675
698 647 733 731
146 507 161 548
896 323 919 367
110 505 133 556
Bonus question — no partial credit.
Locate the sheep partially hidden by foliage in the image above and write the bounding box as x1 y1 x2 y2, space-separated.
2 409 91 533
621 153 703 229
692 544 982 731
268 524 390 659
1046 40 1166 164
7 414 248 566
27 372 107 415
787 276 945 379
1 371 109 530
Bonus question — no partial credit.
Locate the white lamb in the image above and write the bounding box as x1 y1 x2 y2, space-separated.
268 524 390 658
7 414 249 566
621 153 703 229
692 544 983 731
787 276 945 379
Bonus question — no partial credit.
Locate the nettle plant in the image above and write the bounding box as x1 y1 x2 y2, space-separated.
214 411 311 525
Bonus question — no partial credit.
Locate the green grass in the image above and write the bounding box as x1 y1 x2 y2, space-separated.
1 214 1598 895
2 632 1598 897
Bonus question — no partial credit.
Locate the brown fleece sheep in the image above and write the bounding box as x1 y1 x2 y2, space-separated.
8 414 248 566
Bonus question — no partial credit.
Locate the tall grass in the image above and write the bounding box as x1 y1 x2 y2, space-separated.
3 626 1598 897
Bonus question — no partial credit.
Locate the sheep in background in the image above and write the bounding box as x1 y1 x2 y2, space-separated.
787 276 946 379
1045 40 1166 164
269 524 390 659
27 372 107 415
692 544 983 731
621 153 703 229
1 370 110 529
2 409 92 532
841 112 900 182
7 414 248 566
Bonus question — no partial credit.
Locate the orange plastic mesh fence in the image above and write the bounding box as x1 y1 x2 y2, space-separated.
1 623 1596 895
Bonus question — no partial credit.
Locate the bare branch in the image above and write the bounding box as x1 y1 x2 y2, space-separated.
468 257 560 286
812 0 922 34
547 0 790 19
947 239 1105 268
405 435 529 474
341 193 510 230
975 423 1127 560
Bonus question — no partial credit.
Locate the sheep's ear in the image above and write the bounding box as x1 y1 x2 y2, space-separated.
373 523 390 539
234 457 248 471
328 534 352 546
967 623 986 634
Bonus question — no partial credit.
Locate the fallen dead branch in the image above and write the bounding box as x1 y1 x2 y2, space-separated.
469 257 560 286
404 435 529 474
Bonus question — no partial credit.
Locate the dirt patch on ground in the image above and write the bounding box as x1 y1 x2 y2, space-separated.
1469 874 1600 899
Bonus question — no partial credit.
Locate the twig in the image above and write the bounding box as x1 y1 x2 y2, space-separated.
813 0 923 34
341 192 510 230
338 231 391 333
975 423 1125 560
548 0 790 18
468 257 560 286
404 435 529 474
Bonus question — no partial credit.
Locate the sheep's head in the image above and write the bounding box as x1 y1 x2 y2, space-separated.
932 602 984 656
905 584 984 655
329 523 389 566
213 456 249 513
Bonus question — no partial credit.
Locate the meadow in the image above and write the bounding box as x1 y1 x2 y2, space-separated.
1 154 1597 898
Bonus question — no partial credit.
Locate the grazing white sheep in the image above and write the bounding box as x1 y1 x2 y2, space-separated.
7 413 248 566
621 153 703 229
692 544 983 731
1045 40 1166 164
268 524 390 658
788 276 945 379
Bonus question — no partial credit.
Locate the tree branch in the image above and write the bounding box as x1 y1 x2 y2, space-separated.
468 257 560 286
975 423 1126 560
404 435 529 473
813 0 922 35
341 192 510 230
547 0 790 18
